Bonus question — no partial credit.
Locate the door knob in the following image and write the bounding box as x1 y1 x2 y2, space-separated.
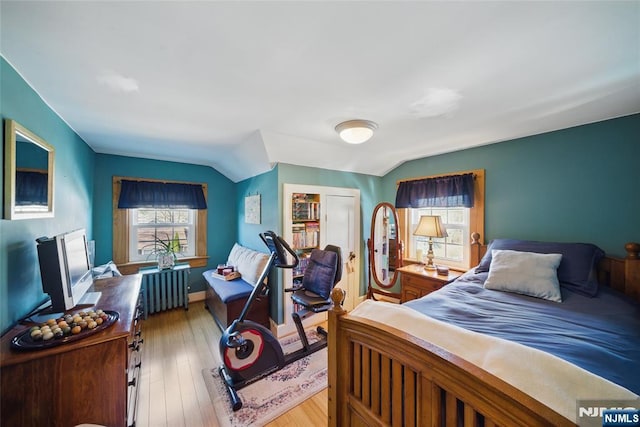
349 252 356 261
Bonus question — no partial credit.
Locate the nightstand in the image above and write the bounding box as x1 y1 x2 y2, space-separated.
398 264 462 303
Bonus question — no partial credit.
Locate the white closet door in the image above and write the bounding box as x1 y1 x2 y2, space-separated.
325 194 357 311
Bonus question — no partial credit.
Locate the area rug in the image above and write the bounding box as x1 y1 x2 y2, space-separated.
203 330 327 427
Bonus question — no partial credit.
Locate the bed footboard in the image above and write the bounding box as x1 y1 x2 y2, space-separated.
328 288 574 427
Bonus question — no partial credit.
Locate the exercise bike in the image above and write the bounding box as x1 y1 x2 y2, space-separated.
218 231 341 411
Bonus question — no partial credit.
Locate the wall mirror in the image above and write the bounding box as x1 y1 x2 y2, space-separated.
4 119 55 220
367 202 402 299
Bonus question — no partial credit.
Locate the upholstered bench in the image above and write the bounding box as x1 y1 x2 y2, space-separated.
203 243 270 330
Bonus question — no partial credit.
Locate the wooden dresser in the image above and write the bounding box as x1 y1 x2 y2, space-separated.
0 274 143 427
398 264 462 302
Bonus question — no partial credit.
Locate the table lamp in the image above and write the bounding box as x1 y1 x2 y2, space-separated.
413 215 448 270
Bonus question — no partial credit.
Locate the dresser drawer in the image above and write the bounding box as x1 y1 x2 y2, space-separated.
127 292 144 426
399 266 460 303
402 274 444 293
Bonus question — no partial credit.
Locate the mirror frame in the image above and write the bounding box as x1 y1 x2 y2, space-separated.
368 202 403 290
4 119 55 220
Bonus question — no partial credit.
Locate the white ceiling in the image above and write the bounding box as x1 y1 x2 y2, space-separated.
1 1 639 182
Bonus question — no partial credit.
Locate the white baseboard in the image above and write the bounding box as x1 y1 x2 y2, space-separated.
188 291 206 303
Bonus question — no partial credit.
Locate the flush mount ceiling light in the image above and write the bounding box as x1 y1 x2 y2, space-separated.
335 119 378 144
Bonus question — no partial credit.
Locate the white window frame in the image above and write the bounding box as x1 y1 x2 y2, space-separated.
128 208 196 262
407 207 470 270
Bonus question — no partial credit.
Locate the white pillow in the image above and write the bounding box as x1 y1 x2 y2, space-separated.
484 249 563 302
227 243 269 285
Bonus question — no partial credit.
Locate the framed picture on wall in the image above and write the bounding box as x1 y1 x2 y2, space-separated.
245 194 261 224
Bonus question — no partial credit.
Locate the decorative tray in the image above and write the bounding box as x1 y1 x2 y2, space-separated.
11 310 119 351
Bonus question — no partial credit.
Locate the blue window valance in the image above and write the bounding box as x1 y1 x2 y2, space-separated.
118 179 207 209
16 170 48 206
395 173 475 208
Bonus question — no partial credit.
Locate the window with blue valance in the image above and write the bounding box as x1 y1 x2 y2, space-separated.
117 179 207 209
395 173 475 208
16 170 48 206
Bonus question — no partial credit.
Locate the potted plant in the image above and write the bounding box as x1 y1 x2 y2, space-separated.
146 232 181 270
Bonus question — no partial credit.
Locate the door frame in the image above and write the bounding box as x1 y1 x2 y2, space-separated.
278 183 361 338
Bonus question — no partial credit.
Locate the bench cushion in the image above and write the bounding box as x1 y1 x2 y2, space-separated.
203 270 254 303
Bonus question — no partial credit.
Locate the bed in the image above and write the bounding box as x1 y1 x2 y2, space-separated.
327 238 640 427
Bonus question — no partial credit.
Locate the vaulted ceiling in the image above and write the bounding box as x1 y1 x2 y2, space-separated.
2 1 638 182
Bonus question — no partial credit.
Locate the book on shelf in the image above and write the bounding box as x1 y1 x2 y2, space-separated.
305 222 319 247
291 223 319 248
309 202 319 220
292 193 311 203
293 202 320 220
291 192 320 220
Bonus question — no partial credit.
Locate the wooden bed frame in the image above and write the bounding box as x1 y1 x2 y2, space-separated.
328 240 640 427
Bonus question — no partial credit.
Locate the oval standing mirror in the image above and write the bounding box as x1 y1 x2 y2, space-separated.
367 202 402 299
4 119 55 219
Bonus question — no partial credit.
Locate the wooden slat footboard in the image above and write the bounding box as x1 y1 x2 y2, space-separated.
329 301 574 427
328 243 640 427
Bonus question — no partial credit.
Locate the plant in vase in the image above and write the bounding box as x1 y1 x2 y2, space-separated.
145 232 181 269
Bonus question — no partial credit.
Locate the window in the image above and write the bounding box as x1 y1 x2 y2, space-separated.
397 169 484 270
128 208 196 262
112 176 208 275
408 206 470 270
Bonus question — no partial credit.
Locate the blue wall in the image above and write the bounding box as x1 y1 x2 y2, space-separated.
93 154 237 294
235 165 279 250
1 58 95 334
383 114 640 258
234 166 280 319
242 163 381 323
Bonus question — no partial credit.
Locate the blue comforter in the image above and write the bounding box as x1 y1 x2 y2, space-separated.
404 270 640 394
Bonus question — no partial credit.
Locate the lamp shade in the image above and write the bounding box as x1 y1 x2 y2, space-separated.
413 215 448 238
335 119 378 144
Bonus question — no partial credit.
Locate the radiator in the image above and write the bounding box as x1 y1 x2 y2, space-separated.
139 263 190 319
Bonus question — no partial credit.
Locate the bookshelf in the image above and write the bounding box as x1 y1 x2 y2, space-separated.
291 192 321 278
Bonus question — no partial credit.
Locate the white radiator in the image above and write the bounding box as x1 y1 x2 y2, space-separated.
139 263 190 319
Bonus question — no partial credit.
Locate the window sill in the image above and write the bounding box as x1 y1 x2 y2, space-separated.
117 256 209 275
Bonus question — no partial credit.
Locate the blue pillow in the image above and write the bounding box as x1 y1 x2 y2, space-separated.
476 239 604 297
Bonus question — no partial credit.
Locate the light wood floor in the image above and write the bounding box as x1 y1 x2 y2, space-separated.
135 302 328 427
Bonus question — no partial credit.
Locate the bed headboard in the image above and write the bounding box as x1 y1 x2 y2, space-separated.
597 242 640 302
470 234 640 303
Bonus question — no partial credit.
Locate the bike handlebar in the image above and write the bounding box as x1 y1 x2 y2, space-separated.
259 231 299 269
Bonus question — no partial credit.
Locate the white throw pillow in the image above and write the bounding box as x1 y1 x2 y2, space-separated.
227 243 269 285
484 249 563 302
